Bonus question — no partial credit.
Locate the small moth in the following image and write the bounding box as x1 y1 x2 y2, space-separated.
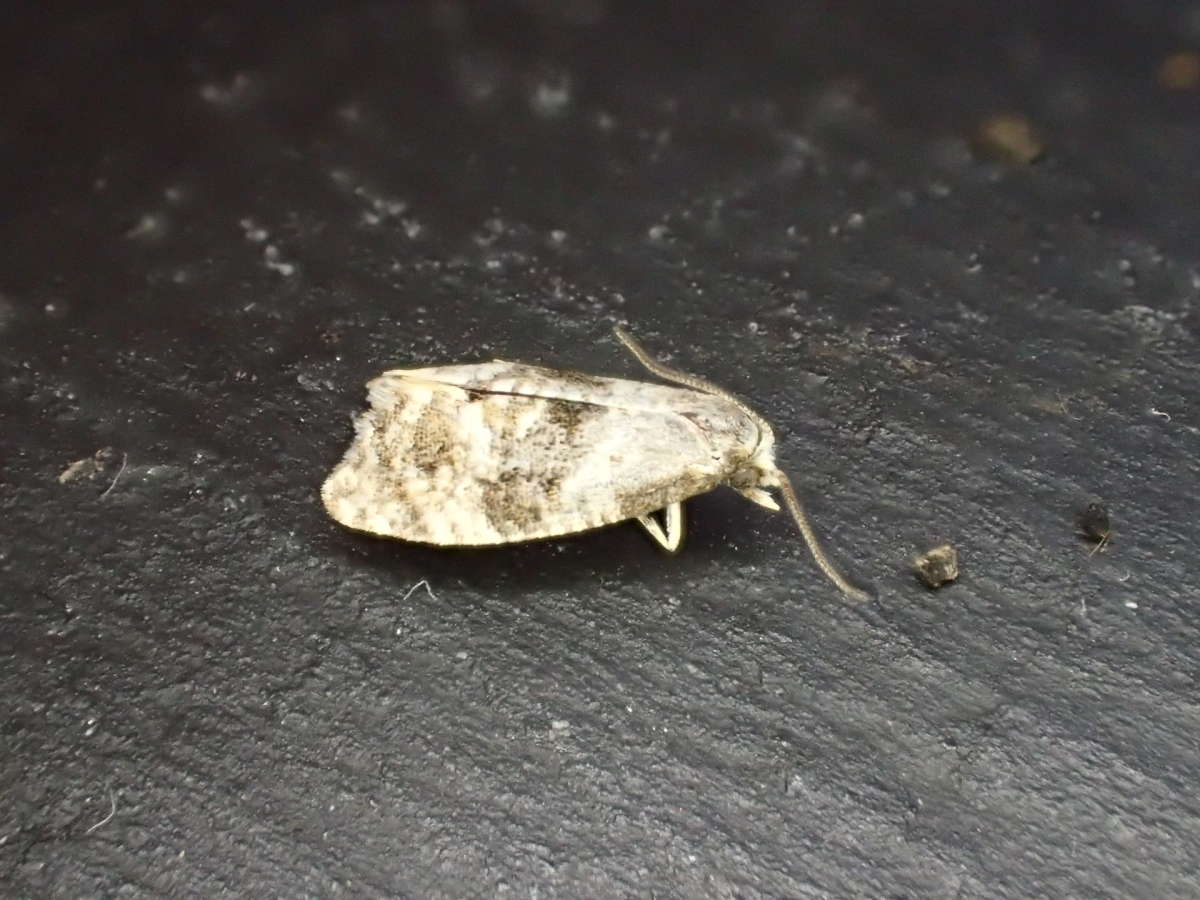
322 327 868 600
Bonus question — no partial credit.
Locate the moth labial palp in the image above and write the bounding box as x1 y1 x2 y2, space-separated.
321 325 870 601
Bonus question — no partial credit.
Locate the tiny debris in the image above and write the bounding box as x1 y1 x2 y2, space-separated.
99 453 128 498
124 213 167 241
1158 51 1200 91
528 69 573 117
400 579 439 604
85 787 118 835
58 447 126 496
913 544 959 588
1077 503 1112 555
976 113 1044 165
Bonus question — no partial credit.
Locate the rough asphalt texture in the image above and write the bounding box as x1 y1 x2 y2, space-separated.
3 2 1198 897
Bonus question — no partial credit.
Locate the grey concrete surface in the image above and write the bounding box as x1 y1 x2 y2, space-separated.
2 2 1198 897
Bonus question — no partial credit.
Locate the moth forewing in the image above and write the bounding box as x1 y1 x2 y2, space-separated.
322 373 749 546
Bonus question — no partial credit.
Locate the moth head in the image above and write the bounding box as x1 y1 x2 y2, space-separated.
724 406 871 603
612 325 869 600
728 420 782 511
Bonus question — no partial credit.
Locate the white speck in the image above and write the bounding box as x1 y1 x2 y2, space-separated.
1125 600 1139 609
530 72 573 117
551 719 570 731
595 111 616 131
748 321 761 335
549 229 567 245
263 245 296 277
402 218 424 239
455 650 469 660
845 212 865 229
199 72 256 108
474 218 504 246
125 213 166 240
928 181 952 198
239 218 269 243
362 192 407 218
647 224 669 241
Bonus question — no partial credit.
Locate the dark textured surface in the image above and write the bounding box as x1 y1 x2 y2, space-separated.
3 2 1199 897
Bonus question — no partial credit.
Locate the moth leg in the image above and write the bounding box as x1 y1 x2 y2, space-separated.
636 502 685 553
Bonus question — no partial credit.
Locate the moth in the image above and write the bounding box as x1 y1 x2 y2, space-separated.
322 327 867 600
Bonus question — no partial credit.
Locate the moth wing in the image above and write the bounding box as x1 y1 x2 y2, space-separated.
321 374 736 545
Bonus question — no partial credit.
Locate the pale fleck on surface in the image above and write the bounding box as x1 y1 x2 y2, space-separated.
976 113 1044 165
913 543 959 588
1158 51 1200 90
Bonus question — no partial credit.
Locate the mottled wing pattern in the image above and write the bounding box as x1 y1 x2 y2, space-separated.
321 367 758 545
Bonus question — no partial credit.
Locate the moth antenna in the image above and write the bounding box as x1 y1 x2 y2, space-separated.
613 326 771 435
775 467 872 602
